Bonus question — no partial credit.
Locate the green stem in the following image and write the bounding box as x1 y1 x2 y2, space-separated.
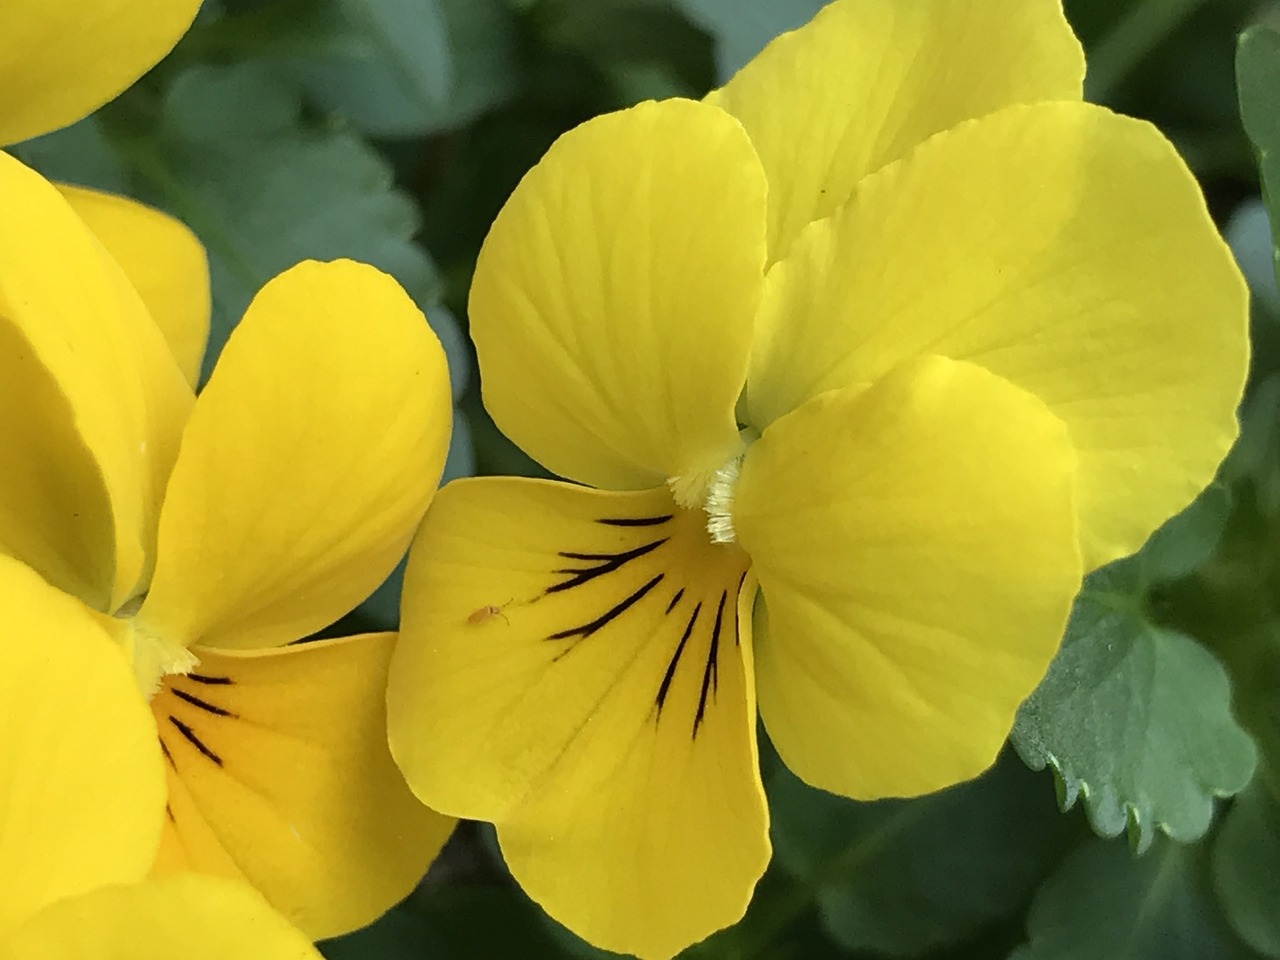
1085 0 1214 103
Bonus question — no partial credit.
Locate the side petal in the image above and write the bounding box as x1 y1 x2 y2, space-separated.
3 875 321 960
0 556 165 940
388 480 769 959
147 633 452 941
470 98 766 492
0 0 201 145
746 102 1247 568
58 185 211 387
136 259 452 651
0 155 193 610
708 0 1084 260
735 357 1082 799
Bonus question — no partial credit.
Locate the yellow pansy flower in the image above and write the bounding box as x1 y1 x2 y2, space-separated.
0 153 455 938
387 0 1248 957
0 560 322 959
0 0 449 945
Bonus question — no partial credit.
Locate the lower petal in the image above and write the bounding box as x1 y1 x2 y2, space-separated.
2 875 320 960
147 633 453 940
389 479 769 959
735 356 1082 799
0 557 165 939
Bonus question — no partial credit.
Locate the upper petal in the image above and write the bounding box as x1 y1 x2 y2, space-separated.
148 633 452 941
0 0 201 145
746 102 1247 568
389 479 769 959
0 556 166 939
0 155 193 611
2 875 321 960
58 185 211 388
708 0 1084 260
735 357 1082 799
136 260 452 650
469 98 766 491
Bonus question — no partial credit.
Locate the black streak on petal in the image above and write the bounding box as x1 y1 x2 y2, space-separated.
159 736 176 770
170 687 237 718
693 591 728 738
547 538 667 594
596 515 673 527
734 570 748 647
548 574 664 646
187 674 233 686
665 587 685 615
656 602 702 716
169 717 223 767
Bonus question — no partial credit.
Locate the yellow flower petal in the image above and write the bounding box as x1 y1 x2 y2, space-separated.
470 98 766 492
735 357 1081 799
746 102 1247 568
0 0 201 145
708 0 1084 260
137 259 451 651
58 185 211 388
0 556 165 940
2 875 321 960
0 154 192 612
389 480 768 959
147 633 452 941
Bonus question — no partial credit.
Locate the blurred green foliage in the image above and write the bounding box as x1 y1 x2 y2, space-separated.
16 0 1280 956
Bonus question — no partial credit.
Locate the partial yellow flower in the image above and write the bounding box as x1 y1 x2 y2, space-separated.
0 0 201 146
387 0 1248 958
0 152 455 939
0 556 321 959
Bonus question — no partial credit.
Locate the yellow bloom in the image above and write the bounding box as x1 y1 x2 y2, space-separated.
0 154 455 938
0 0 449 946
0 564 322 958
0 0 201 146
387 0 1248 957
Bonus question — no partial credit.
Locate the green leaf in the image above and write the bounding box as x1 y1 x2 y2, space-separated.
142 62 467 387
769 753 1074 957
1011 562 1257 852
1012 838 1254 960
319 907 434 959
284 0 522 136
538 0 714 101
18 64 469 391
1214 783 1280 957
10 116 131 194
1221 375 1280 521
1238 24 1280 295
669 0 826 80
1207 618 1280 957
322 885 588 959
1226 198 1280 315
1138 481 1234 584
